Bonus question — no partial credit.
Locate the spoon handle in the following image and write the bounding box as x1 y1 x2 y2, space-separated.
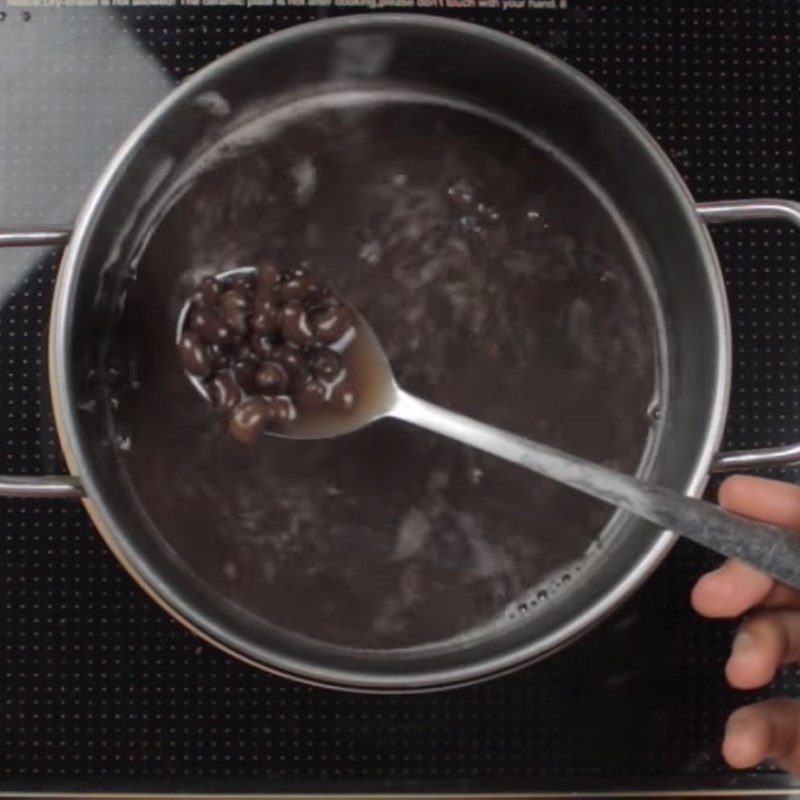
391 390 800 589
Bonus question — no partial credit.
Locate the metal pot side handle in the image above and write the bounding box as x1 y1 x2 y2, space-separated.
0 228 84 498
697 199 800 472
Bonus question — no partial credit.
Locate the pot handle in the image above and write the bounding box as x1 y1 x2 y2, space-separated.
697 199 800 472
0 228 84 498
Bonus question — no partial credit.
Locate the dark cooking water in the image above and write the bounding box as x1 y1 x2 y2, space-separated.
109 89 659 649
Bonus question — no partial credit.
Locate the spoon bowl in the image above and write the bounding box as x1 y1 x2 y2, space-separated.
177 266 397 439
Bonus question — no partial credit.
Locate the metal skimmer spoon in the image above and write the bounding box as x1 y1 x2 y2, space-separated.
179 267 800 589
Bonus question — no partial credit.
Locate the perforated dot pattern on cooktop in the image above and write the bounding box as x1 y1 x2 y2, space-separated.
0 0 799 793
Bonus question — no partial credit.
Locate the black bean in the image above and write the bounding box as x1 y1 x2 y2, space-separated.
252 295 281 335
290 363 311 392
276 278 307 303
329 376 356 411
272 395 297 424
210 371 242 413
249 332 274 359
234 338 256 361
291 364 312 392
258 261 281 291
232 356 259 394
229 397 276 444
272 344 310 390
308 348 341 381
177 331 211 377
189 307 233 345
207 342 230 370
271 343 302 372
231 275 254 295
225 286 249 306
310 294 341 313
281 301 316 347
191 276 221 308
255 361 289 395
312 305 353 345
220 289 250 335
282 274 331 305
303 276 330 305
296 379 327 412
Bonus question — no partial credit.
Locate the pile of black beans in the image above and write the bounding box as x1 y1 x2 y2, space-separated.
177 261 356 444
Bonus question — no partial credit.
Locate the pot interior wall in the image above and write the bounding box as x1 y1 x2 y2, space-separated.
57 18 725 688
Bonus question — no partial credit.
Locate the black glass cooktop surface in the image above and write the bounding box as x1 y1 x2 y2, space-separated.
0 0 799 794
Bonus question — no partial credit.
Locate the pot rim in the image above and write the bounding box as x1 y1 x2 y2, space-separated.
48 13 731 692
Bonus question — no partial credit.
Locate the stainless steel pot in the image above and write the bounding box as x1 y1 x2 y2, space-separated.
1 15 799 692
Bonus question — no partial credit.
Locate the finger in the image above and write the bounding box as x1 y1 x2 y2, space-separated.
724 699 800 772
692 559 776 618
758 582 800 611
726 610 800 689
692 476 800 618
692 561 800 617
719 475 800 529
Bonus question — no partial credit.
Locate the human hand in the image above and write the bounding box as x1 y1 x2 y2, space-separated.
692 475 800 772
